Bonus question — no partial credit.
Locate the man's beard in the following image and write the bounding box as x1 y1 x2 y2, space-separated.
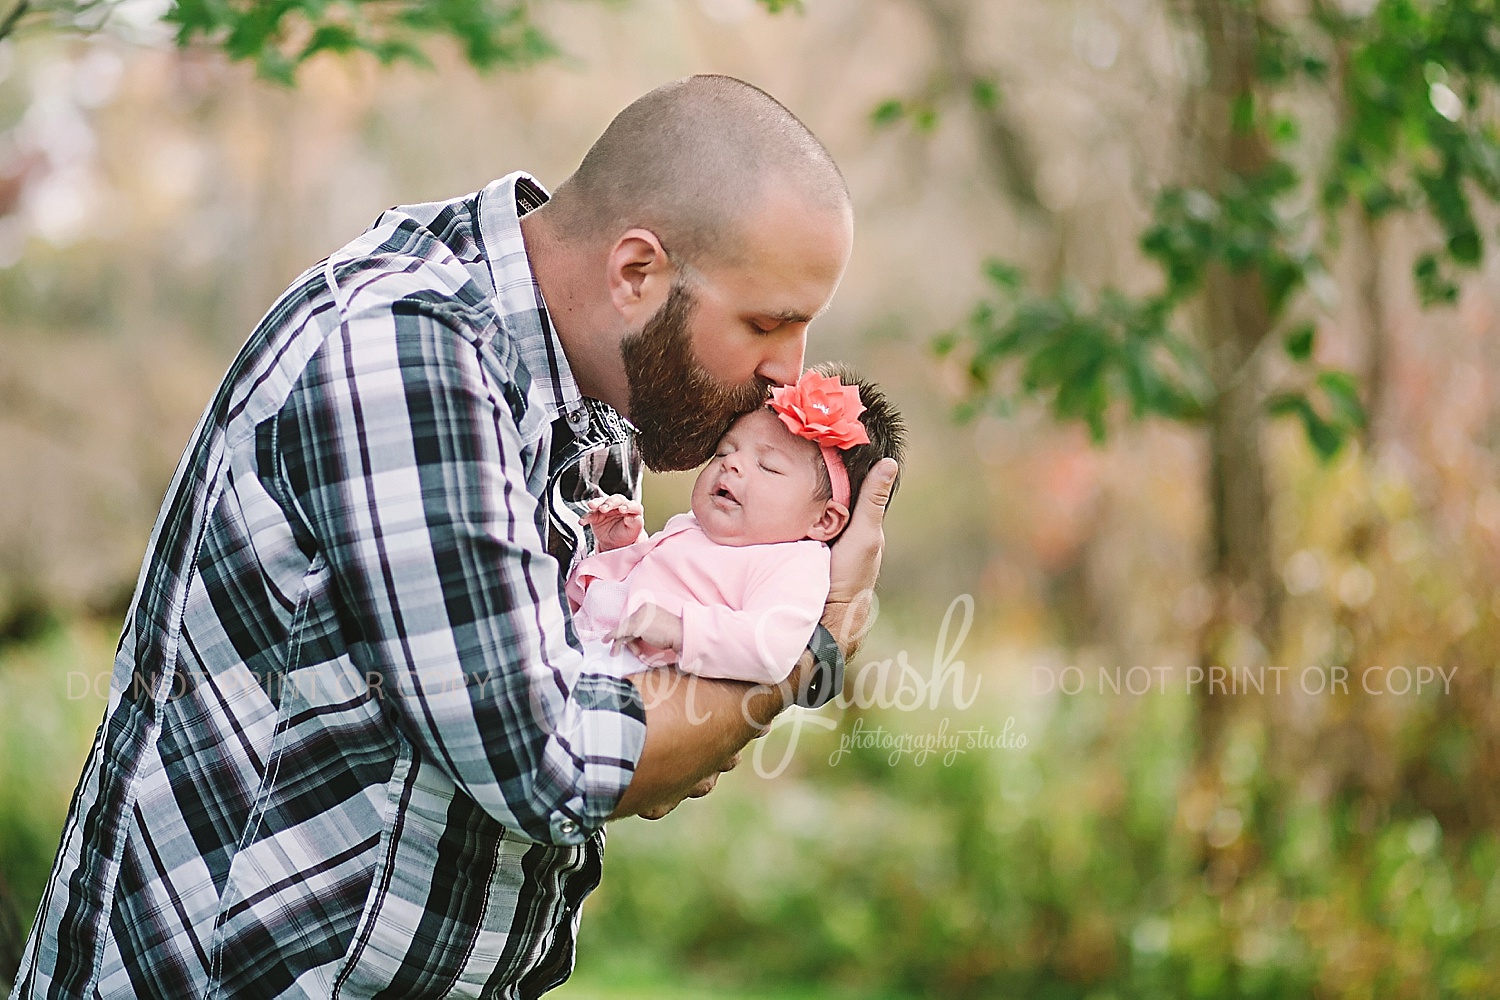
620 279 771 472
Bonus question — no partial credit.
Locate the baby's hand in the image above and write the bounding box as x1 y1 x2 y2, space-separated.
610 602 683 666
581 494 646 551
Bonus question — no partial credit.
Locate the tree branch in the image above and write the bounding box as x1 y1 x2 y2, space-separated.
907 0 1044 215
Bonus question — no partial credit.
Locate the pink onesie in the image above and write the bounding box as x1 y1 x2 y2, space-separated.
565 512 831 685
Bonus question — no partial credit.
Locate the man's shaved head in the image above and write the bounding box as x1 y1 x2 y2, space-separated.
550 74 850 268
526 76 853 470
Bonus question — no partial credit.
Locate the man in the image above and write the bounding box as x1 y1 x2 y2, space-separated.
12 75 896 999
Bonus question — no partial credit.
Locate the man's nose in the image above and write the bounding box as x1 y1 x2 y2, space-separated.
755 328 806 387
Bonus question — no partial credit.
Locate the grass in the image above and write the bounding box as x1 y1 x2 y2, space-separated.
554 967 915 1000
0 621 114 932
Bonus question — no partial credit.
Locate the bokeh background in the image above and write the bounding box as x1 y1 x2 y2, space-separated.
3 0 1500 997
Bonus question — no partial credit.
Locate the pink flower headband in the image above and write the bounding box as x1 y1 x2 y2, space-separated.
767 370 870 508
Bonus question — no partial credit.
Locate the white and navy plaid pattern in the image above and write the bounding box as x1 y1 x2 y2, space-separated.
12 173 648 999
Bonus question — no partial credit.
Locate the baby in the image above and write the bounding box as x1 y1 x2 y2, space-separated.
566 364 906 685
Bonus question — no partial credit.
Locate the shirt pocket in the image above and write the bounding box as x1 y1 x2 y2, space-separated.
330 751 594 999
202 673 391 998
204 556 395 999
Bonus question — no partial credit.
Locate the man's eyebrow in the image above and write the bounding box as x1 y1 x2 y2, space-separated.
760 308 818 324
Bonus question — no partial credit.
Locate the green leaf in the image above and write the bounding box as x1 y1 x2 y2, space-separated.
372 38 433 68
983 259 1025 292
1448 228 1481 264
301 23 360 60
164 0 218 35
871 99 905 128
1270 113 1301 145
1317 370 1367 429
1266 392 1302 419
1232 92 1256 134
256 47 298 86
1307 415 1343 460
1415 252 1459 305
1361 182 1404 218
971 78 1000 109
1268 393 1344 460
1284 322 1316 361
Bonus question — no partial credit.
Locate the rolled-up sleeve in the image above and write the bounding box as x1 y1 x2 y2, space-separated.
275 294 646 845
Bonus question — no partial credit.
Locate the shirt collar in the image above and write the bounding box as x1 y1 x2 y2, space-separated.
477 171 585 424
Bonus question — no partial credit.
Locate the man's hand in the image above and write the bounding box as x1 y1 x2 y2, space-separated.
824 457 899 655
608 666 777 821
581 494 646 551
610 602 683 665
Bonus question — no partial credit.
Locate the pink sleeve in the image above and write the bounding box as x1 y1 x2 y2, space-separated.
565 534 653 612
677 542 831 685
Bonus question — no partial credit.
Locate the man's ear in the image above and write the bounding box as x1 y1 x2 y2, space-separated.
606 228 674 326
806 501 851 543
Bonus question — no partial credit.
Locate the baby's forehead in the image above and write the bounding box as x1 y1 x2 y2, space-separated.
724 408 817 454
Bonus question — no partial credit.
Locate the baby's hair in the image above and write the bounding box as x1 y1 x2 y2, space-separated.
809 362 906 515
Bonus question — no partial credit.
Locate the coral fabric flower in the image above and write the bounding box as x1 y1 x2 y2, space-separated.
767 370 871 449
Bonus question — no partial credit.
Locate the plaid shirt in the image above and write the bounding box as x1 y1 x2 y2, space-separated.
13 173 649 1000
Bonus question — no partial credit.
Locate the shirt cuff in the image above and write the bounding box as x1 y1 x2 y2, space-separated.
546 671 647 843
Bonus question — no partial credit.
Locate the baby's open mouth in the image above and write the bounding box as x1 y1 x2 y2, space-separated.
713 484 739 505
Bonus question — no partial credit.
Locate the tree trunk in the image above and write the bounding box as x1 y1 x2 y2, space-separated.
1190 0 1280 760
1356 209 1390 451
1324 4 1390 453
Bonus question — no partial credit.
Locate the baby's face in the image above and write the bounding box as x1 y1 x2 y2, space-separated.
690 408 841 546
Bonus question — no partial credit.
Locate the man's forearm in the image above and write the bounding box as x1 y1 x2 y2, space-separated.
608 652 813 818
610 598 861 819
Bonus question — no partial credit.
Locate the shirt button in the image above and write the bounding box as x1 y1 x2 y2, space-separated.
558 818 579 837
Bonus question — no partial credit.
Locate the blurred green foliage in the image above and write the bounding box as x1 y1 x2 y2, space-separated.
932 262 1208 443
9 597 1500 998
0 0 560 81
560 441 1500 998
0 0 798 83
1323 0 1500 304
574 691 1500 998
164 0 558 84
0 627 112 944
934 0 1500 462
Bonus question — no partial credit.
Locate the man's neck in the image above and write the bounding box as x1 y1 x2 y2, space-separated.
520 208 632 415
